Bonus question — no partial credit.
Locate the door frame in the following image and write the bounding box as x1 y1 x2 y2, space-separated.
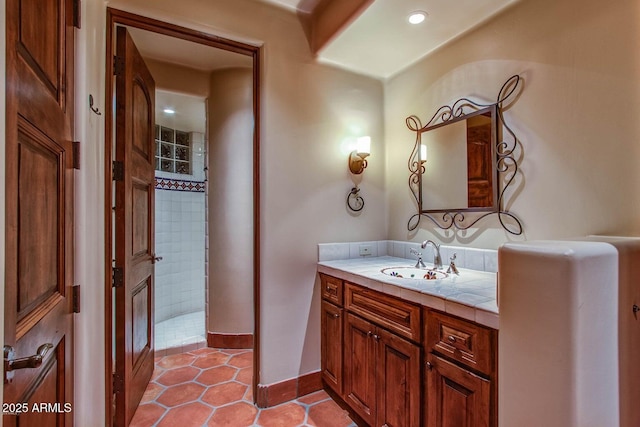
103 8 261 425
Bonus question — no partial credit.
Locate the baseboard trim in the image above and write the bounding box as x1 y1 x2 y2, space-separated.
256 371 322 408
207 332 254 349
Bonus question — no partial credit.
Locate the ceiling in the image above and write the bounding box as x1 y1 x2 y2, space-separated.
127 26 253 72
260 0 520 79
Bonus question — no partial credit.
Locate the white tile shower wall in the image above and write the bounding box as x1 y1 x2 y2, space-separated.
317 240 498 273
155 186 206 323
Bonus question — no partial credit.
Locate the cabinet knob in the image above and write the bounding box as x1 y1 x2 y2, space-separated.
373 334 380 341
633 304 639 314
367 331 373 337
426 361 433 370
333 313 340 318
447 335 456 343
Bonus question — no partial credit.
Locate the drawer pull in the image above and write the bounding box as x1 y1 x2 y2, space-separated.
448 335 457 343
326 285 331 292
333 313 340 319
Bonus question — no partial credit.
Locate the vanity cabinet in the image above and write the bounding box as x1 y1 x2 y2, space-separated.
344 283 421 427
320 274 344 395
424 310 497 427
319 273 496 427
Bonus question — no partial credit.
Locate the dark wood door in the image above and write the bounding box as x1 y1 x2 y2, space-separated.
376 329 421 427
114 26 156 427
4 0 75 425
321 300 343 395
426 354 491 427
343 313 376 426
466 118 494 208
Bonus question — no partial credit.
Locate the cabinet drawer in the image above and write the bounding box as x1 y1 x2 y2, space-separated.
425 310 495 376
320 273 343 306
345 283 421 342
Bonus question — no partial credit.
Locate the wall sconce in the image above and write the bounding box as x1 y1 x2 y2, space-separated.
348 136 371 175
346 136 371 212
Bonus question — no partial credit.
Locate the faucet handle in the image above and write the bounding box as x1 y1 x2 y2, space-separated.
447 252 460 275
409 248 421 257
449 253 457 262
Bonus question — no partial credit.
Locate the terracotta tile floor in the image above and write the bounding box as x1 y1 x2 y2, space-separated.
131 348 357 427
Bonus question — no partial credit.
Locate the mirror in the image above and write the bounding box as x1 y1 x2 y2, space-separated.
406 75 523 235
420 106 496 211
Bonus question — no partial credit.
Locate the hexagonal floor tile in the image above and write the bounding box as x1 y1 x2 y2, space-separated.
228 352 253 368
235 367 253 385
196 365 238 386
156 353 196 369
207 401 258 426
201 382 248 407
307 400 354 427
192 351 231 368
256 402 306 427
129 403 165 427
156 382 206 407
157 402 212 427
156 366 200 386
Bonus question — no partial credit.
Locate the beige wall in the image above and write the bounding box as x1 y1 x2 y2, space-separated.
207 68 255 335
385 0 640 248
145 58 210 97
106 0 386 390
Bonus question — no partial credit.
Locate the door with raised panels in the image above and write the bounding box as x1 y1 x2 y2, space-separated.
4 0 76 425
113 25 157 427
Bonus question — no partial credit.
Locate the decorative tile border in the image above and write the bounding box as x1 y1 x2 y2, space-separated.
155 177 205 192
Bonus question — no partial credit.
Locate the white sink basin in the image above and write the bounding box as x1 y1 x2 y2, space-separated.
381 267 448 280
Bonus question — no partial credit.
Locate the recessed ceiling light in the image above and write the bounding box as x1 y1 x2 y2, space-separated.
408 11 427 25
163 108 175 114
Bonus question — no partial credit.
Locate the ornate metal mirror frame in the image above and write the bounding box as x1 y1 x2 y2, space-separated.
406 75 523 235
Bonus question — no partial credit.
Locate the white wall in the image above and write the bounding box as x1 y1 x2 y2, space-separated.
208 68 255 335
385 0 640 249
73 0 107 424
106 0 386 390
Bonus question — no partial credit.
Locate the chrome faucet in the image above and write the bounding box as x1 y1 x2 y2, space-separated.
420 240 443 270
409 248 426 268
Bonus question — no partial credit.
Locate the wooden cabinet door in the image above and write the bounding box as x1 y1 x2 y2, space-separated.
4 0 75 425
321 300 343 395
114 26 157 427
426 354 491 427
344 313 377 426
376 329 421 427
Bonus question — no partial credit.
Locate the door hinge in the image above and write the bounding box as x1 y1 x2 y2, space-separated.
113 372 124 394
72 0 81 28
72 285 80 313
73 141 80 170
112 161 124 181
112 267 123 288
113 55 125 76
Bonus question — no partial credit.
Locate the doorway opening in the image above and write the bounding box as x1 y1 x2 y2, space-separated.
104 9 260 426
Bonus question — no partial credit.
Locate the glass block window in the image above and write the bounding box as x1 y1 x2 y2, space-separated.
155 125 191 174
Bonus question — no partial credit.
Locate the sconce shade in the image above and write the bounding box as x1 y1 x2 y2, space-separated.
356 136 371 156
349 136 371 175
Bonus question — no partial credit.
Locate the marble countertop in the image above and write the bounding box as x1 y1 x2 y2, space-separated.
317 256 499 329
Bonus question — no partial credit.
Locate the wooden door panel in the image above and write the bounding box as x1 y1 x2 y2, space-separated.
131 182 151 257
114 25 156 427
17 0 65 99
321 300 343 395
5 0 75 423
17 123 64 317
377 329 421 427
427 354 490 427
343 313 376 426
132 279 151 368
132 82 152 158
